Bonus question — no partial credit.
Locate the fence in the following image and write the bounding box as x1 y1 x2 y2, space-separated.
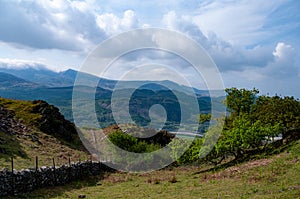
0 157 115 196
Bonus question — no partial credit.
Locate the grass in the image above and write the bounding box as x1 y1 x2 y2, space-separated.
7 140 300 199
0 131 27 160
0 129 89 170
0 97 42 127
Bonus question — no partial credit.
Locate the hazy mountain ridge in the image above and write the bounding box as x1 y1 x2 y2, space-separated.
0 72 39 88
0 67 224 129
0 67 210 95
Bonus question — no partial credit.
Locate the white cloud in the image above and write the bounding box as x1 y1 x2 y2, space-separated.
0 0 104 51
96 10 138 35
0 1 142 73
0 58 48 70
273 42 294 60
263 42 298 78
162 11 208 46
0 1 141 52
121 10 138 29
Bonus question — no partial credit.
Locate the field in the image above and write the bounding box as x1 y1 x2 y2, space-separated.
7 140 300 199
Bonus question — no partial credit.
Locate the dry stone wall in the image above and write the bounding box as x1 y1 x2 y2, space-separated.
0 161 114 196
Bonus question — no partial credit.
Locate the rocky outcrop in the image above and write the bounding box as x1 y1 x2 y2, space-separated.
0 99 84 151
31 100 80 145
0 107 28 136
0 106 30 156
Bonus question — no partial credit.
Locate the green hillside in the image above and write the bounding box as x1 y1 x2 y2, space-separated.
0 97 88 170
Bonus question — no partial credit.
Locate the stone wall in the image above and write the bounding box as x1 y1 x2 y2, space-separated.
0 161 114 196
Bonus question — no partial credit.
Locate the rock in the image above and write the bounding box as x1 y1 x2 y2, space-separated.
0 105 30 136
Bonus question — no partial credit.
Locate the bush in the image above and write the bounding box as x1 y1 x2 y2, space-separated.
108 130 162 153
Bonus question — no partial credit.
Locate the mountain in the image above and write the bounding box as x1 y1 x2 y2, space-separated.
0 72 39 88
0 67 61 87
0 67 210 95
0 67 115 89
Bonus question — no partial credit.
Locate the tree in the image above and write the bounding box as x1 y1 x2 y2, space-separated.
224 116 281 158
225 87 259 117
252 95 300 139
203 115 282 163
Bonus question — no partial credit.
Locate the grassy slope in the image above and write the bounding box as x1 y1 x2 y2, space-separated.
0 130 89 170
0 97 42 130
9 140 300 199
0 97 88 170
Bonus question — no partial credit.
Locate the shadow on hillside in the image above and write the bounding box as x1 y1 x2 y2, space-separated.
0 131 29 161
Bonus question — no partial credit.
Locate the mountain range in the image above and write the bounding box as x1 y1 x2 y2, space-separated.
0 67 224 130
1 67 212 94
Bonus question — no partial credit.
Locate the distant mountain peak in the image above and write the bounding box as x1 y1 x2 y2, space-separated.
60 68 77 74
59 68 78 79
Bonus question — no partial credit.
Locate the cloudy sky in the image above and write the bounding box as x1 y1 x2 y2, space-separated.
0 0 299 97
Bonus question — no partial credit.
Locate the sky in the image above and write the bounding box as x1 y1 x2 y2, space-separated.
0 0 299 97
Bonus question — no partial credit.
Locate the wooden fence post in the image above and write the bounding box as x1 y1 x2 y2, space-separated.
35 156 39 188
68 157 71 182
35 156 38 171
52 158 57 185
78 158 82 179
11 157 14 195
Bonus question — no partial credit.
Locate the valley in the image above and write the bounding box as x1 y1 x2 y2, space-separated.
0 68 222 129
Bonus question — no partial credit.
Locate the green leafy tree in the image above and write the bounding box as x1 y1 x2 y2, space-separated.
222 116 281 159
203 116 282 164
252 95 300 139
225 87 259 117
